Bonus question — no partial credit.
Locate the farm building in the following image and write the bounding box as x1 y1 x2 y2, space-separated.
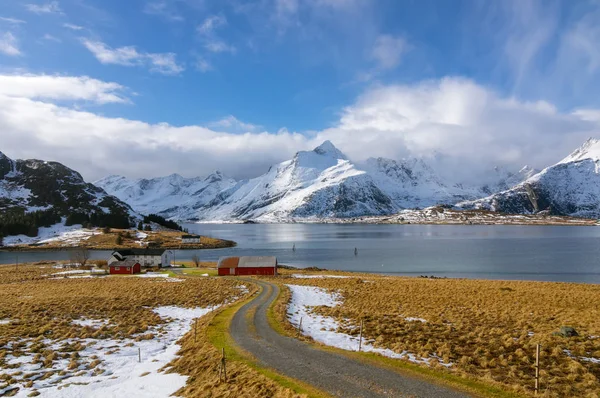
181 234 201 244
109 260 141 275
108 249 174 268
217 256 278 276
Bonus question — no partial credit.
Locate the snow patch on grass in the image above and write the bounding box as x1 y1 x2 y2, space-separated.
286 284 450 367
0 306 217 397
3 223 101 247
136 273 183 283
72 318 110 328
0 319 10 325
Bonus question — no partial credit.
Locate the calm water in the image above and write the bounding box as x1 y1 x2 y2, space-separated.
2 224 600 283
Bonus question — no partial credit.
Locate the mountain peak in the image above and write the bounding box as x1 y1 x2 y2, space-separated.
560 138 600 164
313 140 347 159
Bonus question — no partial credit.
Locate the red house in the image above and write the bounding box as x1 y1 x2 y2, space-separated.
109 260 141 275
217 256 277 276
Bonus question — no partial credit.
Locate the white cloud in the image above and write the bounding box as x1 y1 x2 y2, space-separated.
0 73 598 183
143 1 184 22
209 115 263 133
0 74 129 104
0 32 21 56
0 17 27 24
317 77 598 183
371 34 409 70
63 23 83 30
42 33 61 42
195 57 212 72
25 1 63 15
197 15 236 54
198 15 227 35
81 39 184 75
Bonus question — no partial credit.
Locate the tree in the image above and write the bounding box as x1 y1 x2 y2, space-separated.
192 254 200 268
137 221 144 230
70 248 90 267
102 226 111 234
116 234 123 245
144 224 152 231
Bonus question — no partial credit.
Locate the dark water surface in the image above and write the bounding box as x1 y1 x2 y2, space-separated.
2 224 600 283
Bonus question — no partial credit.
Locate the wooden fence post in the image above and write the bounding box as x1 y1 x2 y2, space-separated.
138 347 141 363
358 319 364 352
297 317 303 338
194 319 197 343
534 344 540 394
219 348 227 382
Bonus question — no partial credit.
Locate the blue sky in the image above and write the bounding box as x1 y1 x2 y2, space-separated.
1 0 600 181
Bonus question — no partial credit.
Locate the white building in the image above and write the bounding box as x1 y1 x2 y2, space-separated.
108 249 174 268
181 235 201 244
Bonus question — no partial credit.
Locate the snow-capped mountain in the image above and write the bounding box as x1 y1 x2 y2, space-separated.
195 141 398 221
94 141 536 222
94 172 237 220
457 138 600 218
0 151 136 229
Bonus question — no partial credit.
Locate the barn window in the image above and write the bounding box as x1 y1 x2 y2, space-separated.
127 267 131 271
115 267 120 271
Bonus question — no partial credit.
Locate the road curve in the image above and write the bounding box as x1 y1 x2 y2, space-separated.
230 279 470 398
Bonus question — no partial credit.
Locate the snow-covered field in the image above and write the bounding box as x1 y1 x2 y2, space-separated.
286 284 450 367
3 222 101 247
0 306 217 397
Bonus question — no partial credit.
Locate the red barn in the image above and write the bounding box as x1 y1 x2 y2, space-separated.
109 260 141 275
218 256 277 276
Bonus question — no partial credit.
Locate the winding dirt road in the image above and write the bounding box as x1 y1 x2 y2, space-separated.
230 279 471 398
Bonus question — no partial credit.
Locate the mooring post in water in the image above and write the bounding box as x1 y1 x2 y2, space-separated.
292 243 296 252
354 247 358 256
534 344 540 394
358 319 364 352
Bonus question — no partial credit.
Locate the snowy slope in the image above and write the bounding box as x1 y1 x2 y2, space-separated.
364 157 475 207
0 151 135 222
94 172 237 219
457 138 600 218
195 141 398 221
93 141 534 222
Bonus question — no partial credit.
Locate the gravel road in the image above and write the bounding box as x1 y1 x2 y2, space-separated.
230 279 471 398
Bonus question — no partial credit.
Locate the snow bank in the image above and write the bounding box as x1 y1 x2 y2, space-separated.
3 223 100 247
290 274 351 279
136 273 183 283
3 305 217 397
286 284 449 367
72 318 110 328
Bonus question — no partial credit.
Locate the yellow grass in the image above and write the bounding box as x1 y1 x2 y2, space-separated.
271 270 600 397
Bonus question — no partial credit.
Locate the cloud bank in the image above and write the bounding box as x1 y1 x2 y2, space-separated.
0 74 598 184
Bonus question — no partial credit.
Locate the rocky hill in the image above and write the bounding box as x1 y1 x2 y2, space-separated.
457 138 600 218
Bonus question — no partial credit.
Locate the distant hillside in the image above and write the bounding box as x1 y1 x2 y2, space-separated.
0 151 136 238
457 138 600 218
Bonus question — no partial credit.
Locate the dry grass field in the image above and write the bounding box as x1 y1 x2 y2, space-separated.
275 270 600 397
0 263 304 397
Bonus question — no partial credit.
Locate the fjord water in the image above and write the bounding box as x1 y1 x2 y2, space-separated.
181 224 600 283
2 224 599 283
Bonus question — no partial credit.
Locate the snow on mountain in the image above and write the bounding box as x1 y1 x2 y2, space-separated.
0 151 136 227
195 141 398 221
457 138 600 218
94 171 238 219
94 141 535 222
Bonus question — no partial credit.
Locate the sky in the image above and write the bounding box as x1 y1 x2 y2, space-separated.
1 0 600 183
